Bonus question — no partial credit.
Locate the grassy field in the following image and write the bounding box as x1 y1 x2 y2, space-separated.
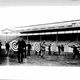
0 49 80 66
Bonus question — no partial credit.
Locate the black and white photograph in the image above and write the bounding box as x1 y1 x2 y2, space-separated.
0 7 80 66
0 0 80 80
0 0 80 67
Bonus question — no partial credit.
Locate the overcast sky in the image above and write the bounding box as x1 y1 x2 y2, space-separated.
0 6 80 31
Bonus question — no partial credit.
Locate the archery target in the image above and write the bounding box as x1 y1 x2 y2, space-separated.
10 40 18 51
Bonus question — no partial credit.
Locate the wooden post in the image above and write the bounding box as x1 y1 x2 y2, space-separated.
40 34 42 42
27 34 28 42
56 32 58 54
56 32 58 44
76 30 79 43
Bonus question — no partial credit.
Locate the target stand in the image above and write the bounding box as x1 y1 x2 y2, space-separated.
10 40 18 52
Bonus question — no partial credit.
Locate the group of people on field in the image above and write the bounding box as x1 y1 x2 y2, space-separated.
16 39 52 63
35 41 52 57
0 38 80 63
12 39 80 62
0 39 32 63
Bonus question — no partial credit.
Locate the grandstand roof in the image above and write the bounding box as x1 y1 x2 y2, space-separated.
16 19 80 34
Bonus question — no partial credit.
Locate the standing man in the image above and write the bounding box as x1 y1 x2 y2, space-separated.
39 41 46 58
21 39 26 58
58 45 61 55
5 42 10 56
61 44 64 54
16 38 24 63
72 45 79 59
48 43 51 55
0 40 2 56
26 42 32 56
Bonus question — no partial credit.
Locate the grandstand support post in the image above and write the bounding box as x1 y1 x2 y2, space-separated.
40 35 42 42
56 32 58 43
27 34 28 42
76 30 79 44
56 32 58 54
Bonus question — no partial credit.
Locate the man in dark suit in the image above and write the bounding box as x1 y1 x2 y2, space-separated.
39 41 46 58
58 45 61 55
72 45 79 59
21 39 26 58
70 45 80 59
0 40 2 56
48 44 51 55
16 38 26 63
5 42 10 56
26 42 32 56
